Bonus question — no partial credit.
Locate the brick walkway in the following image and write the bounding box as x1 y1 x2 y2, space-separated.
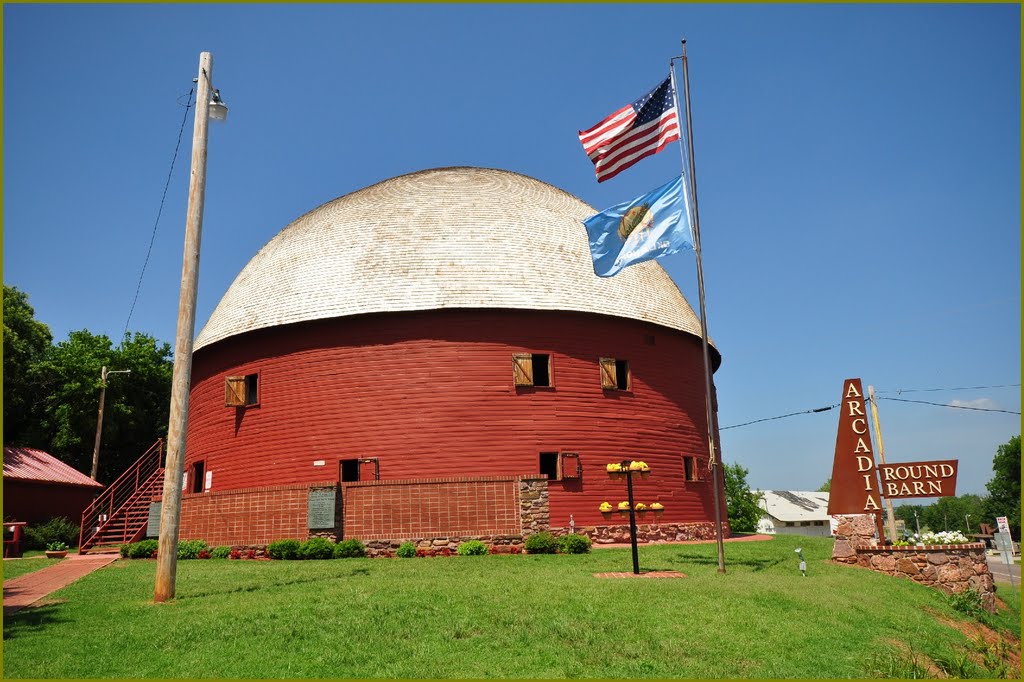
3 553 118 614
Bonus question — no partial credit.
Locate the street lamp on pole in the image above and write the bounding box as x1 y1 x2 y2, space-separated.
154 51 227 603
90 366 131 480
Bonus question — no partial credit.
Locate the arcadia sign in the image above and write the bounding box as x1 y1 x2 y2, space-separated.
827 378 958 518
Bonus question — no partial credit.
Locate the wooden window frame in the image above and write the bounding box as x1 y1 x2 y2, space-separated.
513 353 552 388
225 372 260 407
599 357 631 391
683 455 703 482
190 460 206 494
559 452 582 480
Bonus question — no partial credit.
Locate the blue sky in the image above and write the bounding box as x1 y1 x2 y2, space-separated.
3 4 1019 498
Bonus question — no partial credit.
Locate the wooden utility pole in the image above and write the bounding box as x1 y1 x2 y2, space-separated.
91 366 130 480
868 385 898 541
154 51 214 603
90 366 109 481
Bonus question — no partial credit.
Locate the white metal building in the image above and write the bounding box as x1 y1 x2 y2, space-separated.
756 490 832 537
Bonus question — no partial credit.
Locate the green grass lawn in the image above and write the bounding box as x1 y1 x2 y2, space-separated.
2 557 63 582
2 534 1018 678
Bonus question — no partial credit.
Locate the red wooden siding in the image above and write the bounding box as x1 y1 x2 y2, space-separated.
3 480 100 526
185 308 725 529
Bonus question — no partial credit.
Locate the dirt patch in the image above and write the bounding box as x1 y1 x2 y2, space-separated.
925 607 1021 675
879 638 946 678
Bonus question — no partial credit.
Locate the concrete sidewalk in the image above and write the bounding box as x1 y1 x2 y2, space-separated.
3 553 118 614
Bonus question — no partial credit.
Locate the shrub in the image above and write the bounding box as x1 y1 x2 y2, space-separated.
229 548 241 560
177 539 209 560
24 516 79 551
457 540 489 556
268 539 301 560
524 532 558 554
333 539 367 558
298 537 335 560
948 587 985 618
121 539 159 559
46 541 69 552
197 550 211 559
396 541 417 558
557 533 592 554
210 545 231 559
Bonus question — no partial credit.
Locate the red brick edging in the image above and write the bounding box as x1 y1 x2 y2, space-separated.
593 570 687 579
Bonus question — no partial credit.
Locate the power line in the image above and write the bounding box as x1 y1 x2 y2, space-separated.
720 404 837 431
876 383 1020 394
878 396 1020 415
122 88 194 341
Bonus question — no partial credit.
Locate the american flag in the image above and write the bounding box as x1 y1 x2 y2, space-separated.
578 76 681 183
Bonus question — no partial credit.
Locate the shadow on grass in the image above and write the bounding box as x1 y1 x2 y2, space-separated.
3 603 69 640
182 566 372 600
667 553 784 572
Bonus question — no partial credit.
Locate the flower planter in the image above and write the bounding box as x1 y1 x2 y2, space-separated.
601 511 614 520
607 471 625 480
44 550 68 559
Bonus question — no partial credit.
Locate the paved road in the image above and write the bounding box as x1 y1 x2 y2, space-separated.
986 554 1020 586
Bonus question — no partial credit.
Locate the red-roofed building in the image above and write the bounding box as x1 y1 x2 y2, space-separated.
3 447 104 525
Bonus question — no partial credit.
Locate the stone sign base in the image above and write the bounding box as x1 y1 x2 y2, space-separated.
850 544 995 612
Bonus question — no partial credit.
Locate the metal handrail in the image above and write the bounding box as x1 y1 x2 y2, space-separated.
79 439 164 552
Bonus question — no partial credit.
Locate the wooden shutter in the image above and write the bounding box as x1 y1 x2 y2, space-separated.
512 354 534 386
224 376 246 407
560 452 581 480
359 458 379 481
696 457 709 481
599 358 617 389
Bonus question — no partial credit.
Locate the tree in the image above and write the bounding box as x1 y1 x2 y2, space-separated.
3 285 53 444
984 435 1020 539
723 462 764 533
817 478 831 493
921 494 987 535
25 329 173 482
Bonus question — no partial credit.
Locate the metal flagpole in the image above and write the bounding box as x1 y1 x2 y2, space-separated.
672 39 727 574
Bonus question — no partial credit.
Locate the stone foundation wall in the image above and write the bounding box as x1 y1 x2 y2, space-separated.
851 544 995 611
553 520 726 544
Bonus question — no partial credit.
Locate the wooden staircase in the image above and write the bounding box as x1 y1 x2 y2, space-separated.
79 440 164 554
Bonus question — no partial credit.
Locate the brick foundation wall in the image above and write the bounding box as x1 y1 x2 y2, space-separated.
342 475 548 541
167 482 335 546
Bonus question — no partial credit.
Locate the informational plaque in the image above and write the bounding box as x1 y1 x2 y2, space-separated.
146 501 162 537
307 487 336 529
997 516 1011 535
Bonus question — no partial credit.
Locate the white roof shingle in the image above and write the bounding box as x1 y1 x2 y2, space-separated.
759 490 831 523
195 167 713 353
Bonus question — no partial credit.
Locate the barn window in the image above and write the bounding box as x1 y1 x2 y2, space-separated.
225 373 259 407
340 459 360 482
539 452 559 480
599 358 630 391
513 353 551 387
190 461 205 494
683 456 697 482
539 452 581 481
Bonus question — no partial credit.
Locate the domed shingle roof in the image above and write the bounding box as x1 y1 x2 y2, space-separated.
195 167 713 354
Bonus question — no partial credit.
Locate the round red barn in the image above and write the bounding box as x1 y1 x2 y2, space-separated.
182 167 727 548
